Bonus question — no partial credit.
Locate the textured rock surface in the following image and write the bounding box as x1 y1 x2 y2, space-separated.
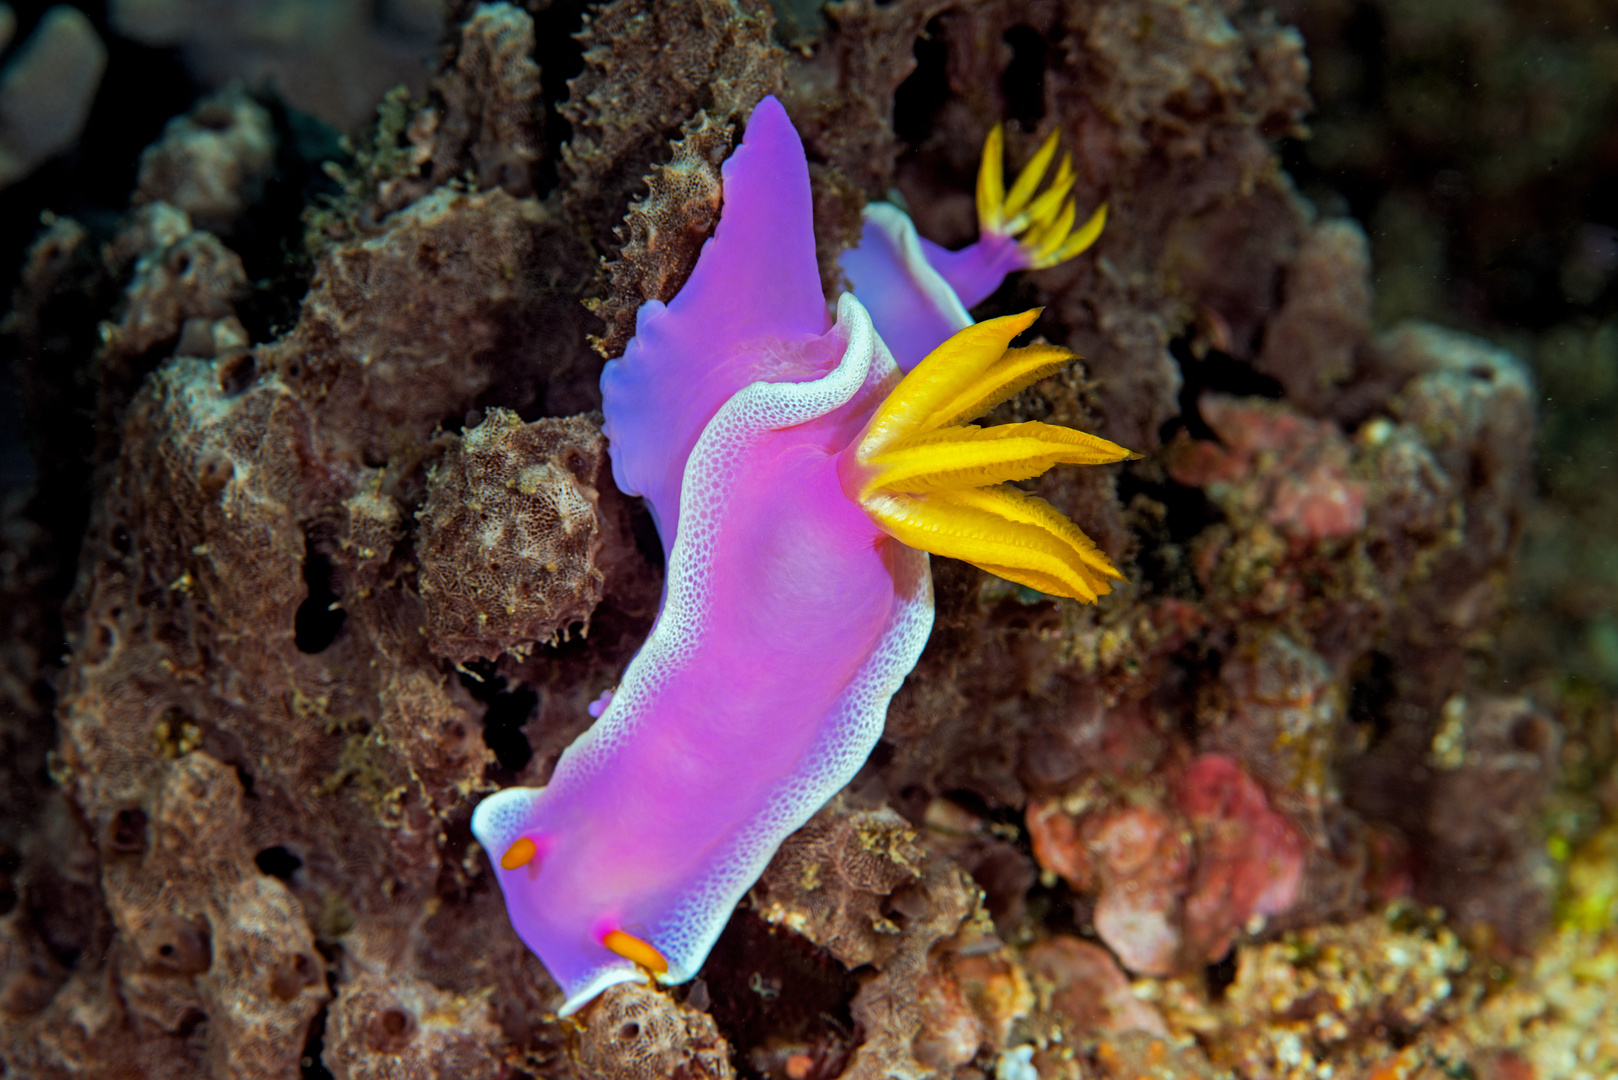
0 0 1601 1077
416 409 608 664
134 86 278 235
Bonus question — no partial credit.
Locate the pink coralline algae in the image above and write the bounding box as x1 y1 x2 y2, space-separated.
1167 394 1367 544
1028 754 1305 975
1176 754 1306 964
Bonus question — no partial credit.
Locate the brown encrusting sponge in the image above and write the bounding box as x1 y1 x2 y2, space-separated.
1 0 1610 1076
416 409 608 664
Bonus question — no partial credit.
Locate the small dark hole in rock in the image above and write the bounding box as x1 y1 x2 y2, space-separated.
255 846 302 879
1206 948 1239 1000
1161 335 1285 444
301 1007 335 1080
619 1022 641 1040
459 664 535 775
1347 651 1396 748
1511 715 1550 754
111 525 132 554
0 849 19 875
146 913 212 973
364 1003 417 1052
1468 364 1496 382
172 252 192 275
0 889 16 916
218 350 257 395
1001 26 1049 126
893 19 950 148
294 546 346 653
193 101 233 129
108 808 149 854
198 452 235 497
175 1007 207 1037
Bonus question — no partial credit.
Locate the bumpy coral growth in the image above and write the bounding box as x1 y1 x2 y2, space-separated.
416 409 608 663
589 113 734 357
134 86 277 234
322 969 506 1080
574 981 737 1080
560 0 782 234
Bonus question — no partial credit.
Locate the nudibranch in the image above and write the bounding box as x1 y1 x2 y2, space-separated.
841 123 1107 372
470 97 1132 1014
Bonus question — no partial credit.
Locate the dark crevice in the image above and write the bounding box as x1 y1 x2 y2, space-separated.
701 908 860 1080
1117 467 1223 600
300 1006 336 1080
531 0 588 196
626 495 665 575
1000 26 1048 127
1118 469 1223 546
1206 948 1239 1000
1160 335 1285 444
457 663 536 776
255 846 303 880
893 19 950 149
293 542 346 653
230 95 347 345
1348 650 1397 749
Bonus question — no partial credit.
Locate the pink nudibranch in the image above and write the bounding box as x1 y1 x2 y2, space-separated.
470 97 1130 1015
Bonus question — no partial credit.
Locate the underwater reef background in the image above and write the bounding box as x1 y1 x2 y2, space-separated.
1 0 1617 1077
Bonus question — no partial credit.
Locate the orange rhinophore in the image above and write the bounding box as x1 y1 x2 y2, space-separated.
600 928 669 974
500 836 539 871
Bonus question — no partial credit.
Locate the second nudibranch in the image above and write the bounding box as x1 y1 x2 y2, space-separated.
470 97 1132 1015
841 122 1107 373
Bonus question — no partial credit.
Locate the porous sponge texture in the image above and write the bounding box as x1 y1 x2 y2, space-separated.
417 408 608 664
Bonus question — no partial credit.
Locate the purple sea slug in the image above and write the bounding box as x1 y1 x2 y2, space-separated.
470 96 1130 1014
841 123 1107 372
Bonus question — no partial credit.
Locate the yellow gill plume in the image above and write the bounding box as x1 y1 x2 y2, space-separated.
976 124 1107 270
844 309 1137 602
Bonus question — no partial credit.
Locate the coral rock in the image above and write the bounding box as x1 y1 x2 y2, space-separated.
1023 935 1168 1039
560 0 783 238
415 408 608 664
574 981 736 1080
1257 218 1374 412
754 801 996 1079
1089 803 1191 976
590 112 733 358
1421 695 1558 948
1175 754 1306 964
135 86 277 235
323 970 506 1080
1169 395 1367 545
263 186 596 463
426 2 543 198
